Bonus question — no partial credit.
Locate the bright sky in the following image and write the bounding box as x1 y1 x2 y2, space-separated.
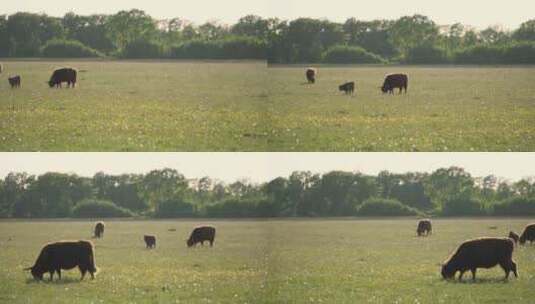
3 0 533 29
0 153 534 183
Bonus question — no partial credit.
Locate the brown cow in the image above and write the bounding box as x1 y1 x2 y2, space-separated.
381 74 408 94
306 68 317 84
144 235 156 249
519 223 535 245
24 240 98 281
508 231 519 245
8 76 21 88
187 226 216 247
49 68 77 88
94 222 105 238
417 219 432 236
441 237 517 281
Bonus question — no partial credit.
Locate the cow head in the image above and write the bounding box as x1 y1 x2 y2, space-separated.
186 238 194 247
441 263 456 280
380 85 389 93
24 266 44 280
48 80 55 88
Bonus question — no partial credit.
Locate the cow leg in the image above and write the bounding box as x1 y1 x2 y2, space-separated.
80 266 87 280
57 269 61 280
458 270 465 281
49 271 54 281
210 240 214 247
471 269 476 281
512 261 518 278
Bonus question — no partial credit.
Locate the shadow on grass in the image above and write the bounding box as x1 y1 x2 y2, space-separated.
25 277 88 285
447 277 514 284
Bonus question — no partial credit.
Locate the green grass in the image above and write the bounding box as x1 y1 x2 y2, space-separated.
1 61 535 151
1 218 534 303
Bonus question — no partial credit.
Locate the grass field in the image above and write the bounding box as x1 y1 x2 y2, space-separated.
0 218 534 303
1 61 535 151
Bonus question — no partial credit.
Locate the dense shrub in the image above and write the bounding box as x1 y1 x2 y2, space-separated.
71 199 134 218
453 45 504 64
41 39 103 58
441 197 484 216
493 197 535 216
405 45 449 64
356 198 421 216
171 37 266 59
322 45 386 64
205 199 260 217
121 40 167 58
502 42 535 64
154 199 195 218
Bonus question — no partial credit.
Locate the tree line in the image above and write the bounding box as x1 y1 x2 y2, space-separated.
0 167 534 218
0 10 534 63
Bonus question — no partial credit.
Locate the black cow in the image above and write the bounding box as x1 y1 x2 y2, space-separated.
187 226 216 247
417 219 432 236
144 235 156 249
25 240 98 281
339 82 355 95
381 74 408 94
49 68 77 88
306 68 317 84
94 222 105 239
519 223 535 245
441 237 518 281
8 76 21 88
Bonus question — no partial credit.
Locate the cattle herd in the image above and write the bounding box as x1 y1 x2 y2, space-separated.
23 220 535 283
24 223 217 281
0 63 77 89
305 67 409 96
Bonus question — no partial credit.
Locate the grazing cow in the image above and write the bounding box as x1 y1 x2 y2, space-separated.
8 76 21 88
24 240 97 281
48 68 77 88
339 82 355 95
519 223 535 245
441 237 518 281
94 222 105 239
417 219 432 236
509 231 519 245
187 226 216 247
381 74 408 94
144 235 156 249
306 68 317 84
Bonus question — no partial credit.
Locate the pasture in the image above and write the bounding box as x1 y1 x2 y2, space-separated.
1 218 534 303
1 61 535 151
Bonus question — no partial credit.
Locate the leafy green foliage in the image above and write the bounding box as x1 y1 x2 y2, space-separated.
154 199 195 218
71 199 134 218
322 45 386 64
121 39 166 58
493 197 535 216
41 39 103 57
405 45 448 64
356 197 421 216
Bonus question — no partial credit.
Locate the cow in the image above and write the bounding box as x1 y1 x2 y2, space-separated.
187 226 216 247
441 237 518 281
8 76 21 88
144 235 156 249
24 240 97 281
339 82 355 95
508 231 519 245
94 222 105 239
306 68 317 84
519 223 535 245
417 219 432 236
0 63 3 74
48 68 77 88
381 74 408 94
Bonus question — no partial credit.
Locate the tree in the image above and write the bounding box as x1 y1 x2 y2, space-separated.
514 19 535 41
142 168 188 212
425 167 475 210
106 9 157 50
389 15 439 55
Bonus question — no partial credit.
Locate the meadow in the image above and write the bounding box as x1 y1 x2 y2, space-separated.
0 218 534 303
1 61 535 151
